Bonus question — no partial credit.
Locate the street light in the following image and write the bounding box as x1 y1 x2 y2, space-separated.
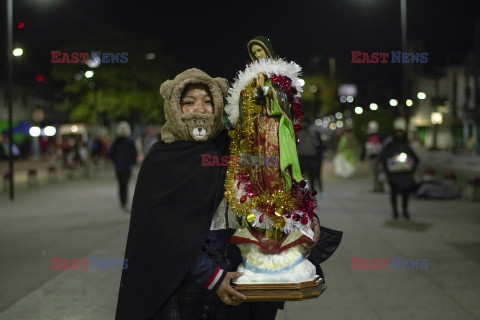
369 103 378 111
44 126 56 137
29 126 41 137
417 92 427 100
86 56 101 68
85 70 94 78
7 0 14 199
431 112 443 150
406 99 413 107
13 48 23 56
355 106 363 114
389 99 398 107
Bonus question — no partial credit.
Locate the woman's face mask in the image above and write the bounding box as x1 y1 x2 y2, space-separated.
180 84 216 142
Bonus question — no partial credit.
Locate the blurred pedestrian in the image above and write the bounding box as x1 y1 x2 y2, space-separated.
142 126 159 156
361 121 384 192
110 121 137 209
333 128 358 178
298 117 325 193
379 126 419 220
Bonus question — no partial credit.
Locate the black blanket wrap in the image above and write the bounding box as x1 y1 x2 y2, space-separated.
115 131 229 320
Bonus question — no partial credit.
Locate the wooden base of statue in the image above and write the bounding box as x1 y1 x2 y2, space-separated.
231 276 326 302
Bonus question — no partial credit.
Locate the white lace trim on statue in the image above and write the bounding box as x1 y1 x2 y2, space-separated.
225 58 303 125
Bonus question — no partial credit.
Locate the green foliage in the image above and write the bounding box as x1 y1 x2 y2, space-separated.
50 27 177 125
301 73 336 117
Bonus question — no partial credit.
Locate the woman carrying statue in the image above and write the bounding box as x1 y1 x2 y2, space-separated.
115 68 247 320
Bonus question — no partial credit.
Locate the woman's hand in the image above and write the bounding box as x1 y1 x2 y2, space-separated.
302 218 321 258
215 272 247 305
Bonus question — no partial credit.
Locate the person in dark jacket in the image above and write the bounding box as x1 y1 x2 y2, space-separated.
298 117 326 194
379 128 419 220
110 121 137 209
360 121 385 192
115 68 245 320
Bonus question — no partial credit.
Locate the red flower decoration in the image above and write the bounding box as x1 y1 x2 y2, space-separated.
294 124 303 132
300 216 309 225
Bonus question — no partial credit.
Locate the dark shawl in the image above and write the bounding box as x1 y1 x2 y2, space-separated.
115 130 229 320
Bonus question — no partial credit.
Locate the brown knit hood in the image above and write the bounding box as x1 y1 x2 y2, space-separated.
160 68 228 143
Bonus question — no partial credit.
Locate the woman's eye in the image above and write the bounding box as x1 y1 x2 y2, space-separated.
182 101 194 105
205 100 212 104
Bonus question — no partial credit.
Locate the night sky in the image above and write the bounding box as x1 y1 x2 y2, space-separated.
1 0 479 104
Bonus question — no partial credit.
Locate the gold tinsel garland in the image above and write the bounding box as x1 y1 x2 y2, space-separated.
224 82 297 235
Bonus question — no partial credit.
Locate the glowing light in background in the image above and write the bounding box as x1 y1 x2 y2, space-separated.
389 99 398 107
84 70 94 78
417 92 427 100
29 126 41 137
44 126 56 137
146 53 156 60
355 106 363 114
13 48 23 56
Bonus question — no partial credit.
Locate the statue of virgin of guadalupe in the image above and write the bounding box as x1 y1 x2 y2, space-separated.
224 36 320 283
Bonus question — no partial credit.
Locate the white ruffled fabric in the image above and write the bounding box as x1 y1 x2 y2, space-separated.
225 58 303 125
234 244 317 284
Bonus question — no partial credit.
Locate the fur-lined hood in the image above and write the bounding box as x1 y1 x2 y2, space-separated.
160 68 229 143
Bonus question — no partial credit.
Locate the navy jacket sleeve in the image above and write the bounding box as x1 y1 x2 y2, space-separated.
186 230 229 292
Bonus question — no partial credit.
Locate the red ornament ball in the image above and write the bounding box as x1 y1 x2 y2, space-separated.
240 195 247 203
301 216 309 225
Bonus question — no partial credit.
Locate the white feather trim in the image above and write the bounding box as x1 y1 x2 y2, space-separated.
225 58 303 125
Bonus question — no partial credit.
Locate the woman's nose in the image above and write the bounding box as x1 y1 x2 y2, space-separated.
195 103 207 113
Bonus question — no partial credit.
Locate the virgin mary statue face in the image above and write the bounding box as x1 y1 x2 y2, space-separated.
251 44 267 60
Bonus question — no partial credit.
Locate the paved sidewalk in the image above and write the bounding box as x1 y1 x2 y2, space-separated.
0 160 479 319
